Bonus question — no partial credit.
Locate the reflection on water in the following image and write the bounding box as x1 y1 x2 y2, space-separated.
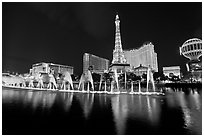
3 89 57 110
75 93 95 119
29 91 57 110
111 94 161 134
111 95 128 135
2 87 202 135
60 92 73 112
166 88 202 134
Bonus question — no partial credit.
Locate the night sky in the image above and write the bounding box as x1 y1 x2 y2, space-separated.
2 2 202 75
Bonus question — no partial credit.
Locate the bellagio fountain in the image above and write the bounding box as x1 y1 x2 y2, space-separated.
2 68 164 96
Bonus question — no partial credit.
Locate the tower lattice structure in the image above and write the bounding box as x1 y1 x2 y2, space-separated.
112 14 127 64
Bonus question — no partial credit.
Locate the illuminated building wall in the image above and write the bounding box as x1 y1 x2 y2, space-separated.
163 66 181 78
83 53 109 74
133 64 148 76
123 42 158 72
31 62 74 76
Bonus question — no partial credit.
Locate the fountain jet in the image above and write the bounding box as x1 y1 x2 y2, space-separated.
47 74 57 90
114 69 119 91
87 70 94 91
78 73 85 91
99 74 103 91
131 81 134 93
63 71 74 90
138 80 141 93
146 67 155 92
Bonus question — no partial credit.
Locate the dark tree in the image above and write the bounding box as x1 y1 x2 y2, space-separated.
129 73 141 81
135 75 142 81
92 73 101 82
160 73 168 81
129 73 135 81
104 72 112 82
88 66 94 72
142 73 147 81
71 74 77 81
153 72 160 80
169 75 180 82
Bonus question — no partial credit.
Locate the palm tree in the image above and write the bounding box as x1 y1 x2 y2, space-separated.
142 73 147 81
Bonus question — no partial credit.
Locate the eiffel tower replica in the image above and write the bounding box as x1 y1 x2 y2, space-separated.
110 14 130 73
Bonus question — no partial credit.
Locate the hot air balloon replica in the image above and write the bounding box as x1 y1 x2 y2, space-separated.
179 38 202 81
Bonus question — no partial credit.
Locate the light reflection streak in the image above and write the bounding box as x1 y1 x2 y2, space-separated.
22 91 33 106
44 92 56 109
147 96 152 122
76 93 94 119
61 92 73 112
32 92 41 109
192 91 201 110
3 87 201 134
2 89 57 110
167 89 201 132
164 87 202 134
111 95 128 135
98 93 108 107
187 89 201 110
175 92 192 128
111 94 162 134
152 98 160 123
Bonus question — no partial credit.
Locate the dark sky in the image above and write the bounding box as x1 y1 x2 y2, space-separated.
2 2 202 75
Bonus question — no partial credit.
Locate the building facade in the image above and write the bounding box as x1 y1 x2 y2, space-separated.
31 62 74 76
123 42 158 72
133 64 148 76
83 53 109 74
163 66 181 78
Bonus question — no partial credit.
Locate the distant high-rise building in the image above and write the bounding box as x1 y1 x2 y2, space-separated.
83 53 109 74
163 66 181 78
123 42 158 72
110 14 130 73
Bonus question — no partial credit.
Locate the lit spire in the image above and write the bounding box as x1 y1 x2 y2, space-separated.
111 13 127 64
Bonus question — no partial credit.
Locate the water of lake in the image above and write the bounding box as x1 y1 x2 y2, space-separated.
2 87 202 135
